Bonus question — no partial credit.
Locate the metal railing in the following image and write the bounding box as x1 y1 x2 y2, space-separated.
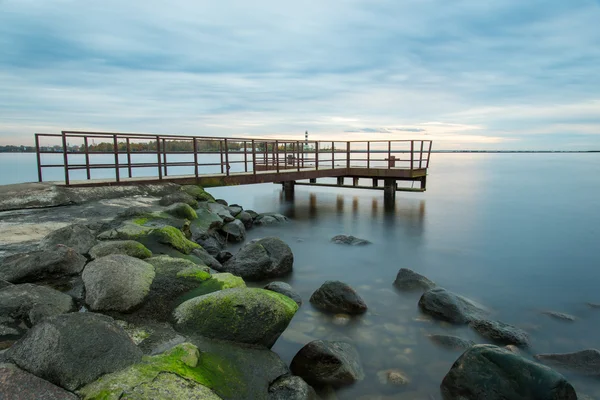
35 131 432 185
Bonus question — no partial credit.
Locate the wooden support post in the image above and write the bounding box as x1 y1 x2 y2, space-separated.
421 175 427 191
193 138 199 178
275 140 280 173
156 136 163 180
224 138 230 176
61 131 69 185
219 141 224 174
419 141 424 169
410 140 414 170
244 141 248 173
367 141 370 169
113 134 120 183
310 178 317 183
35 134 43 182
372 178 378 187
126 138 132 178
346 142 350 168
331 141 334 169
283 180 295 201
252 140 256 175
384 178 396 203
315 141 319 170
387 141 391 169
337 176 344 186
83 136 91 180
162 139 167 176
352 177 359 186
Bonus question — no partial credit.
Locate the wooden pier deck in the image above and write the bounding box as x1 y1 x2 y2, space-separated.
35 131 432 201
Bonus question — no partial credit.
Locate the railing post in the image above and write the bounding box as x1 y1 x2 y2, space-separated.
61 131 70 185
83 136 91 180
331 141 334 169
162 139 167 176
426 141 432 168
219 140 224 174
275 140 280 173
156 136 163 180
113 134 120 182
35 134 42 182
419 141 424 169
126 138 132 178
283 141 287 169
388 141 391 169
410 140 414 170
315 141 319 170
346 142 350 169
252 139 256 175
224 138 230 176
193 138 199 178
244 141 248 173
367 141 370 169
297 141 300 172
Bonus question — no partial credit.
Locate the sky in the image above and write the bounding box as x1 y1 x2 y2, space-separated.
1 0 600 150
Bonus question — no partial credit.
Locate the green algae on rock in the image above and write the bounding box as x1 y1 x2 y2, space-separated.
150 226 200 254
178 273 246 301
89 240 152 260
181 185 215 202
177 267 211 282
173 288 298 348
165 202 198 220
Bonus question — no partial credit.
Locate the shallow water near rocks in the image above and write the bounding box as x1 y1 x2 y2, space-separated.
207 153 600 399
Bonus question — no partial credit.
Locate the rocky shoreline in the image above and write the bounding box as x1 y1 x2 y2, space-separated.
0 183 596 399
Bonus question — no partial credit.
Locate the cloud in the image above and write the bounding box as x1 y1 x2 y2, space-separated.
0 0 599 149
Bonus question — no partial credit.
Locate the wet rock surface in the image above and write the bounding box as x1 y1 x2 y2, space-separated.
39 224 97 255
427 334 475 350
535 349 600 376
0 245 86 283
0 283 75 327
418 287 487 324
88 240 152 260
393 268 435 291
330 235 371 246
220 237 294 281
268 375 318 400
310 280 367 314
0 362 79 400
264 281 303 306
469 319 529 347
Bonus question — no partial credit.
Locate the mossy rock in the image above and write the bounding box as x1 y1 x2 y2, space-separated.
190 203 225 240
178 273 246 302
165 203 198 221
89 240 152 260
174 288 298 348
159 192 199 208
181 186 215 202
177 267 211 282
150 226 200 255
97 222 154 241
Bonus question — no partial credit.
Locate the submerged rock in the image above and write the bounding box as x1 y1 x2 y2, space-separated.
0 283 75 327
173 288 298 348
469 319 529 347
159 192 198 208
393 268 435 291
220 219 246 243
165 202 198 220
290 340 364 387
39 224 97 254
254 213 289 226
542 311 577 322
310 281 367 314
268 375 318 400
82 254 155 312
6 313 142 391
330 235 371 246
264 281 302 307
88 240 152 260
0 245 86 283
376 369 410 386
0 363 79 400
535 349 600 376
418 287 487 324
220 237 294 281
441 344 576 400
427 334 475 351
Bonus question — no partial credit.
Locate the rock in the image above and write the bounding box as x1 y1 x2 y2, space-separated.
441 344 576 400
88 240 152 260
586 302 600 309
290 340 364 387
542 311 577 322
0 363 79 400
192 247 223 270
330 235 370 246
246 210 259 219
39 224 97 254
427 334 475 351
196 233 226 256
138 323 187 356
174 288 298 348
0 245 86 283
191 204 225 241
310 281 367 314
377 369 410 386
268 375 318 400
151 226 201 254
216 251 233 263
220 237 294 281
165 202 198 220
469 319 529 347
159 192 198 208
237 211 254 229
220 219 246 243
96 220 153 241
208 202 235 222
418 287 487 324
535 349 600 376
216 199 228 206
82 254 155 312
117 206 154 218
0 280 11 289
0 283 74 326
6 312 142 391
181 185 215 202
181 273 247 300
393 268 435 291
228 205 243 216
332 314 351 326
264 281 302 306
255 213 289 226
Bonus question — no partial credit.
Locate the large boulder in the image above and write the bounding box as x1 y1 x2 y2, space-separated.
0 283 75 327
393 268 435 291
89 240 152 260
330 235 370 246
264 281 302 307
181 185 215 202
0 363 79 400
310 281 367 314
159 192 198 208
173 288 298 348
82 254 155 312
39 224 97 254
441 344 577 400
470 319 529 347
418 287 487 324
165 202 198 220
535 349 600 376
290 340 364 387
6 313 143 391
254 213 289 226
220 219 246 243
220 237 294 281
0 245 86 283
268 375 318 400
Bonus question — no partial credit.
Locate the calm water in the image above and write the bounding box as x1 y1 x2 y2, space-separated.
2 152 600 398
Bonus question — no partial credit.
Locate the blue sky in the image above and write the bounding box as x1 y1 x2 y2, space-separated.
1 0 599 149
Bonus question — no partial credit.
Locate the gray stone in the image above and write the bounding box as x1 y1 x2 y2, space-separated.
181 185 215 202
216 251 233 263
173 288 298 348
0 283 74 327
535 349 600 376
427 334 475 351
0 245 86 283
470 319 529 347
195 233 226 256
190 203 224 241
208 202 235 222
39 224 97 254
192 247 223 270
255 213 289 226
220 219 246 243
330 235 370 246
215 199 228 206
0 363 79 400
542 310 577 322
310 281 367 314
246 210 259 219
264 281 302 307
290 340 364 387
6 312 142 391
418 287 487 324
88 240 152 260
394 268 435 291
82 255 155 312
220 237 294 281
117 206 154 219
164 202 198 220
159 192 198 208
236 211 254 229
268 375 318 400
228 205 243 217
441 344 576 400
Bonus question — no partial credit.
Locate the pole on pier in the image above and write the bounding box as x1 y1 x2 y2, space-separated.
283 180 295 202
384 178 396 204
